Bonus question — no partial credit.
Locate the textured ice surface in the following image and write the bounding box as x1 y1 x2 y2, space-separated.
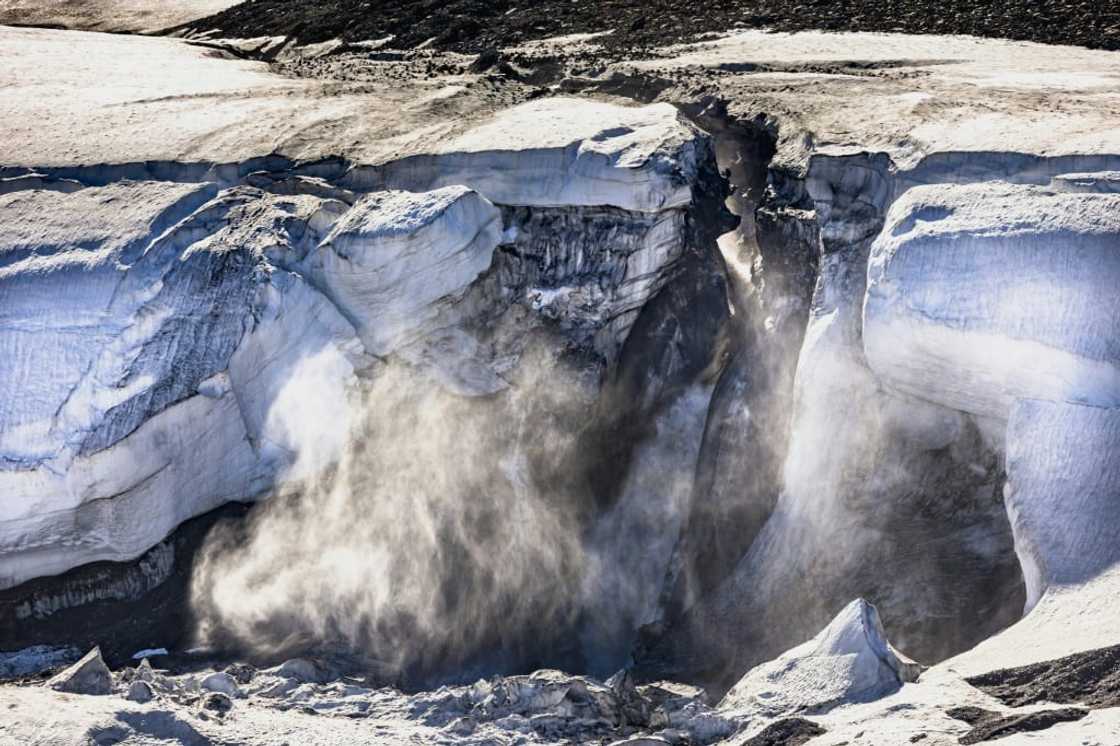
864 182 1120 419
720 600 919 722
371 99 703 213
0 181 218 467
0 180 368 588
312 186 502 356
0 86 708 589
1004 400 1120 611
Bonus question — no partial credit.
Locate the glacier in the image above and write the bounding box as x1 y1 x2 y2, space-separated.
0 77 724 651
1 18 1120 746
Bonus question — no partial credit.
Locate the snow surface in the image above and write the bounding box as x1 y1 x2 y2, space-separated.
0 0 239 33
0 30 709 586
720 599 919 723
371 99 703 212
0 27 701 213
631 29 1120 172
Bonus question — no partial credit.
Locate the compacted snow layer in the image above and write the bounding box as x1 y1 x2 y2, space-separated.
0 0 240 33
626 30 1120 174
0 26 704 217
864 183 1120 419
363 99 704 213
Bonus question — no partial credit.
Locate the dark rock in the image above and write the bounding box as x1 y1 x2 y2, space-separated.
225 662 257 685
172 0 1120 55
469 48 501 73
200 691 234 716
0 503 251 668
946 705 1087 744
606 669 653 728
743 717 827 745
965 643 1120 709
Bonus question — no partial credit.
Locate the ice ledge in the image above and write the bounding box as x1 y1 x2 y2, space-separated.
0 28 701 213
864 182 1120 419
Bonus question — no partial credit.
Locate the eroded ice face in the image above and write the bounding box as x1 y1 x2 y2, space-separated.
864 182 1120 419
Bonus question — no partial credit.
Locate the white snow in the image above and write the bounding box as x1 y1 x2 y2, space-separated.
0 0 240 33
375 99 704 212
312 186 502 356
0 27 703 214
631 29 1120 171
864 182 1120 419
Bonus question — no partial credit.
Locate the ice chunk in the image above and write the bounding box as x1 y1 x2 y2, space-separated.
720 599 920 721
312 186 501 357
45 647 111 696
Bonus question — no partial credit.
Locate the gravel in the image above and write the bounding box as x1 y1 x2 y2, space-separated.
178 0 1120 54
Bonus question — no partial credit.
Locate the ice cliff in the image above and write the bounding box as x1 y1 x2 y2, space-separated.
0 96 720 600
2 27 1120 746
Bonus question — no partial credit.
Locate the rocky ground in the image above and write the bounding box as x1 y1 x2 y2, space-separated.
0 645 736 745
178 0 1120 54
6 599 1120 744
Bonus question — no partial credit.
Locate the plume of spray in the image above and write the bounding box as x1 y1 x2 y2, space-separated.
190 344 607 685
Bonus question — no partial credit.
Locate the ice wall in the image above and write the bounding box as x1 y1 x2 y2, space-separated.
0 97 725 684
865 183 1120 419
1005 400 1120 611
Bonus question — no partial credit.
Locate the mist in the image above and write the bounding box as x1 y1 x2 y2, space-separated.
189 338 706 686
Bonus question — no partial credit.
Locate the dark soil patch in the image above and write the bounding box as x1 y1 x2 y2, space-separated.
946 705 1087 744
744 717 827 746
176 0 1120 54
966 644 1120 708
